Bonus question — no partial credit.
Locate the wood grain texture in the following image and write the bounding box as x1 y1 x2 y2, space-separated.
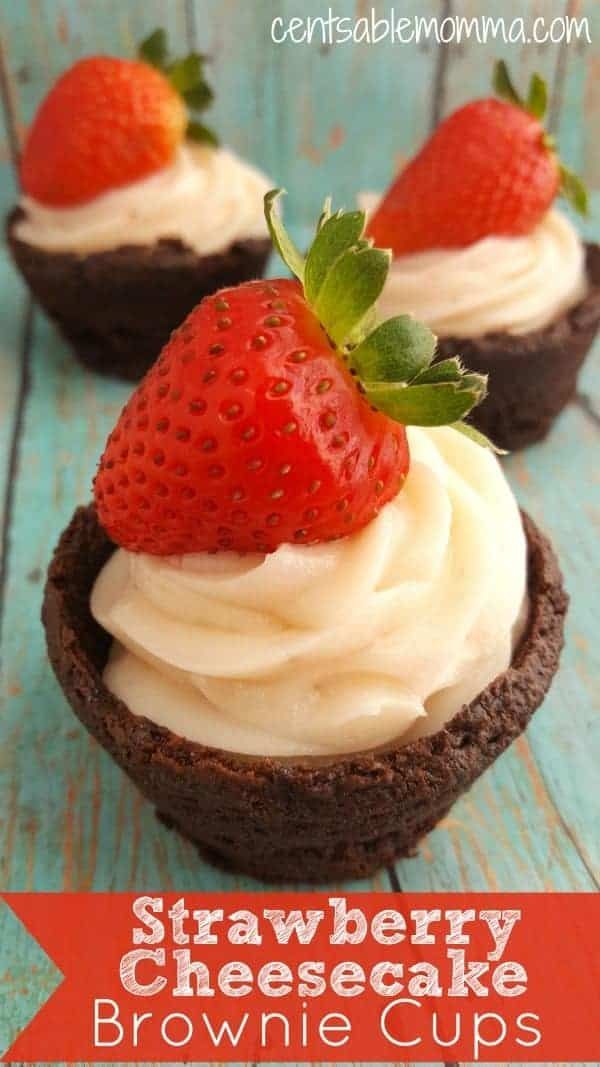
0 1 598 1065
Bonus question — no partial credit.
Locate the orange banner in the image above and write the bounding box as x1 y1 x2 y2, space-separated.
1 892 599 1062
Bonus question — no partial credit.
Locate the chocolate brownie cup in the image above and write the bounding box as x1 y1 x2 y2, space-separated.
7 208 271 382
436 243 600 451
9 31 273 380
362 60 598 452
42 504 567 883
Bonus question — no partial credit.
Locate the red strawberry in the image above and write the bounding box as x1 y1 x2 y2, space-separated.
20 28 217 207
94 191 488 555
368 61 587 256
95 278 406 554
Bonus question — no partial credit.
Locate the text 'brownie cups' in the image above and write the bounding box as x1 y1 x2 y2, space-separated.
8 30 272 381
43 193 568 882
365 61 598 450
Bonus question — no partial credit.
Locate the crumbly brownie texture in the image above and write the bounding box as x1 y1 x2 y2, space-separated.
7 207 271 382
43 505 567 883
437 243 600 451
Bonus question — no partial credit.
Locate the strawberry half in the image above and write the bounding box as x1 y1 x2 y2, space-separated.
20 28 217 207
94 192 489 555
368 60 587 256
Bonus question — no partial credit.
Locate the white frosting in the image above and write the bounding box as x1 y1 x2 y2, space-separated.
15 144 271 256
91 426 527 757
361 195 587 337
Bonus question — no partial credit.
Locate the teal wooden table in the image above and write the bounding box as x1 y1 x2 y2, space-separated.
0 3 598 1065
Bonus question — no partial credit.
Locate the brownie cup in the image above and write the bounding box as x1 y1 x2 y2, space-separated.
43 504 567 883
7 207 271 382
437 243 600 451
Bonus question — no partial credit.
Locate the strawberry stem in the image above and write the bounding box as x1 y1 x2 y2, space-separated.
264 190 496 445
138 28 218 147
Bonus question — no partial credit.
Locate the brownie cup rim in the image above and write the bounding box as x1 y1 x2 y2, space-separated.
437 241 600 356
42 503 568 790
6 205 272 273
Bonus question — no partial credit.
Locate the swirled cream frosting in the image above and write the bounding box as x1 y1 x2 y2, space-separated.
91 426 528 757
15 144 271 256
360 195 587 337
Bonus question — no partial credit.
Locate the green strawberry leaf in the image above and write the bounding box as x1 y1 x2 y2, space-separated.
364 376 487 427
184 82 214 110
137 29 217 141
452 420 506 454
187 119 219 147
264 189 306 283
493 59 523 109
304 210 366 305
350 316 436 383
526 72 547 120
316 197 333 233
168 53 207 94
493 59 549 122
314 245 390 346
264 190 491 442
412 355 469 385
138 28 168 69
559 163 589 216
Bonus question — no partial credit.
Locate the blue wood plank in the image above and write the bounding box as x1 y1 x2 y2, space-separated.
186 0 444 227
503 382 600 886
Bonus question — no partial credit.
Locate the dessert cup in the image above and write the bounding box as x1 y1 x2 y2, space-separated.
43 504 567 883
437 243 600 451
7 207 271 382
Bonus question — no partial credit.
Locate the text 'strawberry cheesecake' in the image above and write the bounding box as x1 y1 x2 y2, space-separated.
364 61 600 450
7 29 272 381
43 192 568 882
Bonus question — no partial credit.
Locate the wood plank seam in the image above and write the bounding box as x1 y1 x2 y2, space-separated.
549 0 582 134
387 865 403 893
524 739 600 891
0 32 21 165
184 0 197 48
0 299 33 667
573 390 600 428
430 0 453 130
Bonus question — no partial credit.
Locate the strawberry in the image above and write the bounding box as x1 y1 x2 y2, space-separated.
20 28 217 207
94 191 489 555
368 60 587 257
